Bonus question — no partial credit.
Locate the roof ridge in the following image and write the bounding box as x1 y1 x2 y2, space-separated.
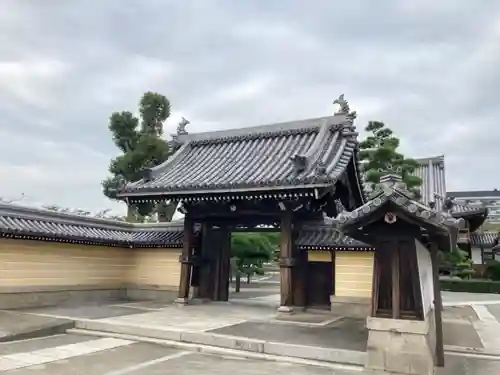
178 115 348 143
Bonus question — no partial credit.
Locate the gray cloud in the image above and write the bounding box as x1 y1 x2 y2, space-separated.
1 0 499 212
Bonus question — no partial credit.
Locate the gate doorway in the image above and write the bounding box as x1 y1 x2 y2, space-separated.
307 261 334 308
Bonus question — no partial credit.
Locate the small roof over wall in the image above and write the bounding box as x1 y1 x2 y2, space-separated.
336 172 464 247
118 96 365 204
0 203 183 248
0 202 371 251
296 218 372 251
470 231 500 248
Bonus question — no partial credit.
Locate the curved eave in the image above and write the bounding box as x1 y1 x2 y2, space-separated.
451 208 488 232
337 190 452 236
118 117 359 201
298 245 374 251
118 183 333 202
0 230 183 248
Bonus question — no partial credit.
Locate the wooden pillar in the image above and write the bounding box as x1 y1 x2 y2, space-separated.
278 210 294 311
190 232 202 299
214 226 231 301
176 216 194 304
371 248 380 316
430 240 445 367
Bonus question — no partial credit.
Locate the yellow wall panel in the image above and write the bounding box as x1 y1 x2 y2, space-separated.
0 239 181 290
307 251 332 262
335 252 374 298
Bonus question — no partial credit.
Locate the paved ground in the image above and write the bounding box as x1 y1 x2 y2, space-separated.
2 333 500 375
210 318 368 351
0 334 356 375
486 304 500 322
17 302 154 320
4 281 500 374
0 311 72 342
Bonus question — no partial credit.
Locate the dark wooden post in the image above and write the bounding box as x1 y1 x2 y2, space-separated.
198 222 215 300
279 210 294 311
430 240 445 367
371 249 380 316
176 216 194 304
214 226 231 301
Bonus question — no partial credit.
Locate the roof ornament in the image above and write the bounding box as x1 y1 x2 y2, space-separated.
315 161 327 175
333 94 350 115
291 154 307 173
177 117 190 135
378 165 407 191
443 196 456 213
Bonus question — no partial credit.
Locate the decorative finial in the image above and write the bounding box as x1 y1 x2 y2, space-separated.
333 93 350 115
290 154 307 173
443 196 456 212
378 165 407 191
315 161 326 175
177 117 190 135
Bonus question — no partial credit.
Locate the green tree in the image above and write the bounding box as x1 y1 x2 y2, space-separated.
359 121 422 198
231 233 275 290
102 92 177 222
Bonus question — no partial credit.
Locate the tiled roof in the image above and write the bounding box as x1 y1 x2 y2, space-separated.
447 190 500 198
119 112 365 202
470 231 499 247
361 155 445 208
450 203 488 217
0 203 375 251
336 175 461 235
0 203 183 248
296 219 372 250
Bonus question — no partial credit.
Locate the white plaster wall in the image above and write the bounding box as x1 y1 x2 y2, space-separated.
415 240 434 317
471 247 483 264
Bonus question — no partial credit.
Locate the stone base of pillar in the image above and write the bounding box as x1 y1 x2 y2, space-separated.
365 314 436 375
174 297 189 306
277 305 294 313
330 295 371 318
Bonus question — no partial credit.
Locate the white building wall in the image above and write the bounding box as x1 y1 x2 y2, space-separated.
415 240 435 317
471 247 483 264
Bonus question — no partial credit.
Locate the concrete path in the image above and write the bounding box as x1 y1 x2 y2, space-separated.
0 334 361 375
2 333 500 374
0 311 73 343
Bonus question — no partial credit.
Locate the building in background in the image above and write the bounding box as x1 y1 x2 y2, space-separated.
446 190 500 224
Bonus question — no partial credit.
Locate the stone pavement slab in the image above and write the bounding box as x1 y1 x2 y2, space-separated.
0 334 96 355
3 333 499 375
443 321 483 348
486 304 500 323
442 291 500 306
1 337 183 374
0 311 73 343
17 303 148 320
436 354 500 375
96 303 277 332
442 306 478 322
209 317 368 352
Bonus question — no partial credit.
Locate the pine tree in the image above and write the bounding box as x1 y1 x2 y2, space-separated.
359 121 422 198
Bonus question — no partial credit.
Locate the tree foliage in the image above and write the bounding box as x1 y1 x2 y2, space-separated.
102 91 176 222
231 233 276 282
359 121 422 198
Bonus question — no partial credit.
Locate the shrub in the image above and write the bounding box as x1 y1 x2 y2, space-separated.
486 261 500 281
440 279 500 294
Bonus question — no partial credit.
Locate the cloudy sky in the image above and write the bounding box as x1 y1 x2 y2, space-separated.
0 0 499 214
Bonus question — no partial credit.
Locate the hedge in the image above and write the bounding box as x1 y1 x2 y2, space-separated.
440 279 500 294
